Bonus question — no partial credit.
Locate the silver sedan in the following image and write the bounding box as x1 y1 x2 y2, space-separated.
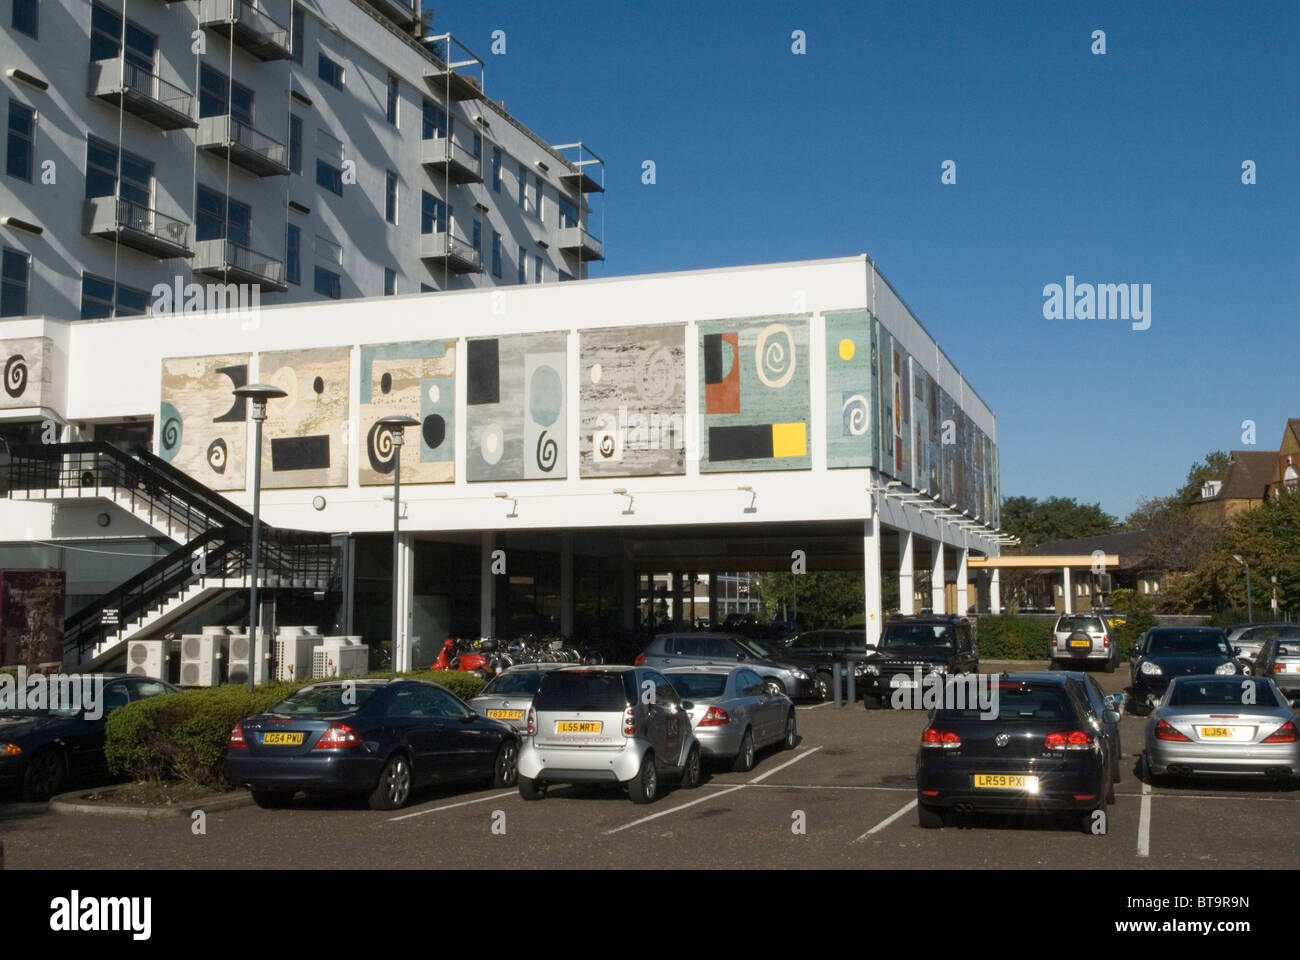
664 665 796 772
1142 675 1299 785
469 663 570 733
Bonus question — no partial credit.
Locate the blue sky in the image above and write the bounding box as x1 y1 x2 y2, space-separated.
438 0 1298 521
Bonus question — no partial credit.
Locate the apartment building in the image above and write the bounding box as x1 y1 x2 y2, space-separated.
0 0 604 325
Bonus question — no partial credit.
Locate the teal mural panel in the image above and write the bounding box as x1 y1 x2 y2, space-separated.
825 310 875 469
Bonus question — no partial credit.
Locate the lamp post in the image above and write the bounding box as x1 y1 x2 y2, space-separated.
377 415 419 678
1232 554 1253 624
233 384 286 692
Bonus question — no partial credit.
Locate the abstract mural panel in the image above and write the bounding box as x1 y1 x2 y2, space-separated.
159 353 249 491
467 331 567 482
700 317 810 473
891 340 911 484
0 337 52 411
912 363 930 493
580 324 685 477
260 347 350 489
877 321 894 475
358 340 456 486
825 310 875 469
940 389 957 506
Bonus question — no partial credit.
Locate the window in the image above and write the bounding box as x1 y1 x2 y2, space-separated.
492 147 502 192
472 219 481 255
316 158 342 195
421 100 448 140
12 0 37 39
199 65 252 123
90 3 155 72
518 162 526 208
288 114 303 174
385 170 398 224
384 267 396 296
472 134 481 160
318 53 344 89
558 193 579 230
85 137 152 207
316 234 341 265
420 192 446 234
80 273 148 320
386 75 399 126
517 244 526 284
6 101 34 183
534 254 542 284
291 7 305 64
314 266 341 299
195 185 250 247
286 224 300 285
534 175 544 221
1 248 29 317
491 231 501 277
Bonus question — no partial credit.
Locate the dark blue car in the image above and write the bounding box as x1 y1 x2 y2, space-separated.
1129 627 1240 715
227 678 518 810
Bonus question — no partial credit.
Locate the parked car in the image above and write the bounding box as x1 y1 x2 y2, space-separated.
1140 675 1298 784
915 673 1114 832
1049 613 1119 672
1129 627 1240 715
0 674 176 801
1225 623 1300 674
636 632 822 699
469 663 569 732
226 679 518 811
517 666 700 804
781 628 871 699
1014 671 1125 784
859 615 979 709
1253 635 1300 704
664 665 796 771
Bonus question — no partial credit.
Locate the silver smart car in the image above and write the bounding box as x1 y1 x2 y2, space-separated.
664 665 797 771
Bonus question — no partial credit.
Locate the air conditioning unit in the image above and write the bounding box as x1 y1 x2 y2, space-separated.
228 630 270 686
179 633 225 687
275 628 318 682
312 637 368 678
126 638 168 678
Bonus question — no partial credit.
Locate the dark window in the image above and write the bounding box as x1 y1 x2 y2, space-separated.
314 266 341 299
383 267 395 296
90 3 155 72
195 186 250 247
702 636 736 659
650 673 681 707
317 53 343 89
199 65 252 123
421 100 447 140
288 114 303 174
492 147 501 192
1169 678 1280 709
736 669 764 693
534 255 542 284
80 273 148 320
472 133 481 159
6 101 34 182
471 219 481 253
85 137 152 207
534 175 544 221
1 248 30 317
270 684 377 715
482 671 545 696
12 0 37 39
385 170 398 223
491 231 501 277
420 191 445 234
558 193 578 229
386 75 399 125
285 224 300 285
937 682 1074 723
1146 629 1232 657
316 159 342 196
664 636 700 657
100 683 131 715
131 680 171 700
291 7 305 64
517 161 526 208
517 244 526 284
667 673 726 699
534 672 631 712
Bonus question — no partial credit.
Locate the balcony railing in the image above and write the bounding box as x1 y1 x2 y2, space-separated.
557 224 604 262
193 238 287 291
88 58 196 130
419 136 483 184
419 229 482 274
84 197 193 259
197 114 289 177
368 0 417 26
198 0 292 61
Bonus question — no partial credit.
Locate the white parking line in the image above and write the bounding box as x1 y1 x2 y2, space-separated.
800 701 834 710
853 799 918 842
749 746 822 782
387 790 517 823
1137 780 1151 858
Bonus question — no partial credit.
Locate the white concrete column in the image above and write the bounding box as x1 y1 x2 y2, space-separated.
931 538 946 614
864 512 883 647
898 530 915 615
480 531 495 638
1062 565 1073 615
395 533 415 671
990 567 1002 614
956 545 969 615
560 532 574 638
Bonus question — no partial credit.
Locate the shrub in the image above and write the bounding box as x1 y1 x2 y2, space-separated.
1110 588 1135 610
974 615 1055 660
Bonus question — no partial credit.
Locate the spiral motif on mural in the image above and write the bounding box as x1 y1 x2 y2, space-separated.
366 421 397 474
161 416 182 451
754 324 795 388
598 433 616 459
536 430 558 473
206 438 228 474
3 355 27 398
842 394 869 437
635 345 677 404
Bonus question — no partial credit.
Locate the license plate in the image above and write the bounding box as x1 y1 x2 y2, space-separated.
556 721 602 733
261 731 304 746
487 709 523 720
973 774 1038 790
1198 726 1252 740
1070 639 1091 649
890 677 918 689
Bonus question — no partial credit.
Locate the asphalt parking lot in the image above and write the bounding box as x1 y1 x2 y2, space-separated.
1 665 1296 870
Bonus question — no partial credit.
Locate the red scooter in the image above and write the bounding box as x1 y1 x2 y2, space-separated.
432 637 492 680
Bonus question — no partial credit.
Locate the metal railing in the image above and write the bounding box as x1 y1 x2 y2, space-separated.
557 224 602 258
193 238 285 286
199 0 289 49
84 196 191 249
420 135 482 176
93 57 193 117
418 229 481 269
197 114 287 169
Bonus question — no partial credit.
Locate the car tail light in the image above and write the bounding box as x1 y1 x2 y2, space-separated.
526 707 536 736
228 722 248 750
699 706 731 727
634 654 646 666
313 723 362 749
1045 730 1093 750
921 727 961 749
1263 721 1298 743
622 706 635 737
1154 720 1190 742
1073 794 1097 801
1103 634 1111 647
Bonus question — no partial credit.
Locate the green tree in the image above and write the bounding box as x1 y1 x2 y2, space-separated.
754 571 871 626
999 496 1118 548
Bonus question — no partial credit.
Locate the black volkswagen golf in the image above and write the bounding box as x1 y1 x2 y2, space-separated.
915 674 1113 832
227 679 518 811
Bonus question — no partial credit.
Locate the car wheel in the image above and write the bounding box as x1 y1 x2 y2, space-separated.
763 677 784 697
862 693 881 710
21 747 67 802
627 751 658 804
1103 658 1116 674
681 744 701 789
491 739 518 788
518 775 546 801
251 789 294 810
816 671 834 701
368 753 413 811
782 711 797 750
1239 661 1253 676
732 729 756 772
917 802 946 829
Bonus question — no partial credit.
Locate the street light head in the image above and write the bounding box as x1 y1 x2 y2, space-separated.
376 414 420 432
233 383 287 422
1232 554 1245 565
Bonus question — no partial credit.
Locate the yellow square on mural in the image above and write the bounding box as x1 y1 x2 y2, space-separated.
771 422 807 458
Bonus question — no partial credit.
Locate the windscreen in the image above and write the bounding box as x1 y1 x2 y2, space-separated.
1147 630 1231 657
1169 678 1282 709
1057 616 1102 632
666 674 727 699
270 685 378 716
936 683 1072 722
880 623 954 651
534 672 631 712
481 671 545 696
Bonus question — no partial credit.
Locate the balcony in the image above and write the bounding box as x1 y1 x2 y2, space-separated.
88 58 196 131
84 197 193 259
197 115 289 177
421 34 486 101
193 238 287 292
419 230 482 274
198 0 292 61
420 136 482 185
554 142 605 194
368 0 417 26
557 225 603 262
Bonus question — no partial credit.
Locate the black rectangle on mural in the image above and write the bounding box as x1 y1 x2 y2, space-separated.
709 425 773 462
703 333 723 384
467 339 499 406
270 435 330 472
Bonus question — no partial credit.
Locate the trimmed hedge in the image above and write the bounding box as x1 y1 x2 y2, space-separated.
106 670 487 788
975 616 1055 660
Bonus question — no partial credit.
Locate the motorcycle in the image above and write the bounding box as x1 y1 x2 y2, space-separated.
431 636 495 680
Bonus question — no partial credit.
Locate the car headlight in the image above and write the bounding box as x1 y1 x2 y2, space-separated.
1139 661 1162 676
929 663 947 675
865 664 879 677
791 668 808 681
1215 662 1238 675
1 743 20 757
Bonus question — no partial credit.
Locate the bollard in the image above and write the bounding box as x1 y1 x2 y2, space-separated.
832 662 843 707
846 658 857 705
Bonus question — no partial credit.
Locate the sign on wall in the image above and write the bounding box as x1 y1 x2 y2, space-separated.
358 340 456 485
159 353 250 491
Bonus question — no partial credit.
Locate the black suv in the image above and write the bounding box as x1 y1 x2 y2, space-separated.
860 615 979 709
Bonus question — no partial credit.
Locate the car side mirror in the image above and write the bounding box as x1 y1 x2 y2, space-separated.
735 652 746 660
1233 646 1242 656
460 713 476 723
1103 709 1121 724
